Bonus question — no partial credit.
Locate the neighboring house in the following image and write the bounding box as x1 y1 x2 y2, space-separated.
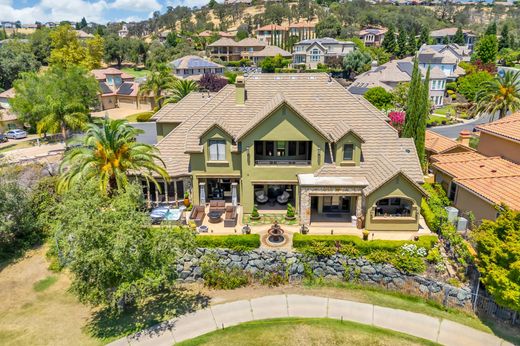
92 68 154 111
429 28 476 49
255 22 316 47
417 44 468 81
118 24 129 38
170 56 225 80
44 22 57 28
425 130 473 163
349 58 448 107
292 38 356 69
198 31 235 39
476 112 520 164
224 0 253 4
75 30 94 39
150 74 426 232
430 151 520 223
358 27 388 47
207 37 266 62
0 88 22 131
249 45 292 65
1 21 16 29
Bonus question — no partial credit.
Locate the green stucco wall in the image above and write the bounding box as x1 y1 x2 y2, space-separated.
156 122 179 138
334 132 362 166
364 174 423 231
239 105 328 213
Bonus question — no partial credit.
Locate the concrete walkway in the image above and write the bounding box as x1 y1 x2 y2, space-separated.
108 294 512 346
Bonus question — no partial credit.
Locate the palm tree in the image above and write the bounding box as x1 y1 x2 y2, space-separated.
36 99 89 143
475 70 520 120
58 119 169 194
163 79 199 105
138 63 176 110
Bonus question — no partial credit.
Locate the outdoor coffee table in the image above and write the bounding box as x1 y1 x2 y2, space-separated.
208 211 223 223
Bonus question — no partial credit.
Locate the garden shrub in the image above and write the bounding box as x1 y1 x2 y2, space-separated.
134 111 154 122
302 241 337 257
195 234 260 250
201 259 250 289
426 247 442 264
365 249 395 263
286 203 295 218
293 234 437 254
392 251 427 274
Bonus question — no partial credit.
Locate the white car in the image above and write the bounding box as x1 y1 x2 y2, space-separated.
6 129 28 139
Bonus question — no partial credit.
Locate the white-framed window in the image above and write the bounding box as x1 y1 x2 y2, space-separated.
209 140 226 161
343 144 354 161
310 48 321 62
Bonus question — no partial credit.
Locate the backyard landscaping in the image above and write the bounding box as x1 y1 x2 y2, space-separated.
120 67 150 78
177 318 438 346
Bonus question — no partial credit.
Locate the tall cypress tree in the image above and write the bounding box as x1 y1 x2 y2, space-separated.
452 26 465 45
499 24 510 51
402 58 422 138
406 32 417 55
418 26 429 48
416 68 430 171
396 27 407 58
485 22 497 36
382 26 397 55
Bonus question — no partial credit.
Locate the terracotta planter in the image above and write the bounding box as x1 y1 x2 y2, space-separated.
183 197 190 207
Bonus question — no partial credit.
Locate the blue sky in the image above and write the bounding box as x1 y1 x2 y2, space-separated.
0 0 212 24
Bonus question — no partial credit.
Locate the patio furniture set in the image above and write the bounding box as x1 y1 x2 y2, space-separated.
188 199 238 228
255 190 290 206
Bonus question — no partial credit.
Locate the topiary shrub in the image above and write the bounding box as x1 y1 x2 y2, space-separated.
195 234 260 250
286 203 295 220
251 205 260 220
134 111 154 122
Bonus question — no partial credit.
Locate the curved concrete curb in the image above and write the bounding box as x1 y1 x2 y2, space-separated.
108 294 513 346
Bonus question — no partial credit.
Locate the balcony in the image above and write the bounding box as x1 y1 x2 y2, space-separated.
254 140 312 166
255 159 311 165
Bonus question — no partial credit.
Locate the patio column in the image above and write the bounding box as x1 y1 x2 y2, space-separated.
145 180 151 209
155 186 159 206
173 180 178 206
199 182 206 206
231 182 238 206
356 195 363 217
164 181 168 203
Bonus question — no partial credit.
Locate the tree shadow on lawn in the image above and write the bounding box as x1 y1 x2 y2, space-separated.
86 287 210 342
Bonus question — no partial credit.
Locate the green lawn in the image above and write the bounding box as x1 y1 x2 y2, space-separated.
433 105 454 116
427 114 450 126
177 318 439 346
120 67 149 78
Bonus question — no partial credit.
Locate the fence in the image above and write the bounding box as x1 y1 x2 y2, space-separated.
467 264 520 328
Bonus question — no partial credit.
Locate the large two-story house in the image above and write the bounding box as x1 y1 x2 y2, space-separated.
417 44 469 81
151 74 426 231
429 28 476 50
292 38 356 69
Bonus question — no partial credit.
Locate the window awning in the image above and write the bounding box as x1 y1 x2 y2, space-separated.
298 174 369 187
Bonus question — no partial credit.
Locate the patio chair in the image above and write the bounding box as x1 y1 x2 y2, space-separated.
276 191 290 204
189 205 205 227
209 200 226 213
224 206 237 227
255 190 268 204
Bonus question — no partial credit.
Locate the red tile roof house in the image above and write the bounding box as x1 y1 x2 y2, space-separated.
427 122 520 224
92 68 155 111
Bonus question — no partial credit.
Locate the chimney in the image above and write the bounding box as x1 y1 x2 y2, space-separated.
458 130 472 147
235 75 246 105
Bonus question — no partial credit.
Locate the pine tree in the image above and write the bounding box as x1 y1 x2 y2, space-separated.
499 24 510 51
452 26 465 45
485 22 497 36
442 36 450 44
402 58 422 138
396 27 407 58
80 17 88 29
382 26 397 55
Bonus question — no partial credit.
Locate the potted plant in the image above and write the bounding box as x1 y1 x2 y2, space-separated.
242 224 251 234
183 192 190 207
285 203 296 220
300 224 309 234
362 230 370 241
250 205 261 220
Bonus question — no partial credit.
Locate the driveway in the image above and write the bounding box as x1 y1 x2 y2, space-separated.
429 113 494 139
108 294 511 346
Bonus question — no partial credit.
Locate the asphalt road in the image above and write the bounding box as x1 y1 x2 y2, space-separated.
429 113 494 139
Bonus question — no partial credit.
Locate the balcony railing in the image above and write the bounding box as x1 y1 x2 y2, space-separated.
255 159 311 166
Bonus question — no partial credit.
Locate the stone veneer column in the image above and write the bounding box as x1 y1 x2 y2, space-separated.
356 195 363 217
299 187 311 225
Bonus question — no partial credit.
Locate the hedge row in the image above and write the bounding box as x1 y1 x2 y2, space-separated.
195 234 260 250
292 234 438 254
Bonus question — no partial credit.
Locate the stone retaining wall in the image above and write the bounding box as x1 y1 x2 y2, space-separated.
176 248 473 308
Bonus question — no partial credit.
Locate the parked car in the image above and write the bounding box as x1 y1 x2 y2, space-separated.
0 133 7 143
6 129 28 139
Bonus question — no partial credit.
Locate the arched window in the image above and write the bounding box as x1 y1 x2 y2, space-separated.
310 48 321 62
374 197 413 217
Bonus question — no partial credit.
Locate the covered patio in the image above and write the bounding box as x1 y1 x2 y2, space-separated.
253 184 296 212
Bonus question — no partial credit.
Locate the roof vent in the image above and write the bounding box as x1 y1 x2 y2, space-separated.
405 149 411 153
479 164 485 168
491 169 497 173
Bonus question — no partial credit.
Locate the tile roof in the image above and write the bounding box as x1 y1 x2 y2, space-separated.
0 87 15 99
208 37 239 47
153 74 424 195
359 27 388 36
430 151 485 163
237 37 266 47
152 91 216 122
92 68 134 80
433 156 520 180
289 21 316 28
170 55 224 69
425 130 471 154
0 110 17 122
476 112 520 143
456 176 520 210
256 24 287 31
249 45 291 57
430 28 475 37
